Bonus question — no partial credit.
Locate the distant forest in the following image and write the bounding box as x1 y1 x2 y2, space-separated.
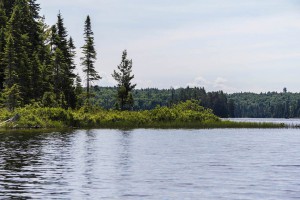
91 86 300 118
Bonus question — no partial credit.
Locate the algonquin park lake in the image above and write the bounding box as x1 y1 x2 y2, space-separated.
1 123 300 199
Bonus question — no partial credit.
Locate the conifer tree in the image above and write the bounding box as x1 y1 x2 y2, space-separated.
112 50 136 110
66 37 77 108
3 35 17 88
2 0 15 18
3 0 32 104
37 17 53 97
50 12 77 108
28 0 40 19
2 34 21 111
75 74 84 108
0 1 7 89
81 15 100 105
3 83 22 111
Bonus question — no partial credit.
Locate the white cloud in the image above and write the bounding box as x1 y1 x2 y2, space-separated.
187 76 211 88
187 76 237 93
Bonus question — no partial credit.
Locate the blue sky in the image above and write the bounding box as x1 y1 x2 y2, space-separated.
39 0 300 93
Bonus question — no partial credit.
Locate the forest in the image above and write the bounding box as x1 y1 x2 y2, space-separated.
228 90 300 118
90 86 234 118
0 0 297 130
90 86 300 119
0 0 115 112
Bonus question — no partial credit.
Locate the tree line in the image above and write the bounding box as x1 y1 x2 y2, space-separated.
228 90 300 118
91 86 234 118
0 0 135 111
91 86 300 118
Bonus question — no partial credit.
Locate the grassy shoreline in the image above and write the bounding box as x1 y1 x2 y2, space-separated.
0 101 286 130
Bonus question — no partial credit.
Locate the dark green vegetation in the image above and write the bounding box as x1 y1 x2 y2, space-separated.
92 87 300 119
228 91 300 118
0 100 284 129
0 0 102 111
92 87 233 117
81 15 101 105
112 50 136 110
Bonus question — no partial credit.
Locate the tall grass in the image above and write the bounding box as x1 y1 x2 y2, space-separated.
0 101 285 129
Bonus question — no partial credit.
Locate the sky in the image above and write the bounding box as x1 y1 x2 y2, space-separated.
38 0 300 93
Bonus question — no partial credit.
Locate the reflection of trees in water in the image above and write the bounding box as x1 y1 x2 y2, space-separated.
83 130 97 188
0 131 73 199
115 130 134 196
0 132 44 198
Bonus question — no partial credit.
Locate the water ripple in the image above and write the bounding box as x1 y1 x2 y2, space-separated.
0 129 300 199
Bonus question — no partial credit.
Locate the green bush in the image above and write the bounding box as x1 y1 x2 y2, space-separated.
0 100 282 129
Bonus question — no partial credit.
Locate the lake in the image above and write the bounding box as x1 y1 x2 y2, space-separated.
1 128 300 199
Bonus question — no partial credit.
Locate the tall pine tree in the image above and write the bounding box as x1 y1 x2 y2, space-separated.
81 15 100 105
112 50 136 110
3 0 32 104
0 1 7 89
50 12 77 108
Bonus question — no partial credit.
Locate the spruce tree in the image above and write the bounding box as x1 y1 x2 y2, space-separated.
112 50 136 110
50 12 77 108
81 15 100 105
0 1 7 89
37 17 53 98
2 0 15 18
75 74 84 108
3 0 32 104
66 37 77 108
2 34 21 111
28 0 40 19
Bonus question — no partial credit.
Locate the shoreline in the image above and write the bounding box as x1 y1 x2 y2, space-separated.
0 121 286 132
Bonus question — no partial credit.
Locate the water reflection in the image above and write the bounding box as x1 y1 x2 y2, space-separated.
83 130 97 191
0 131 75 198
0 132 44 198
115 131 133 197
1 129 300 199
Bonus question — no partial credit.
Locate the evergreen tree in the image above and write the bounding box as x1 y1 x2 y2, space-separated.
66 37 77 108
50 12 77 108
0 1 7 89
112 50 136 110
3 83 22 111
3 34 17 88
52 47 65 102
2 0 15 18
4 0 32 104
37 17 53 97
2 34 21 111
75 74 84 108
30 51 43 100
28 0 40 19
81 15 100 105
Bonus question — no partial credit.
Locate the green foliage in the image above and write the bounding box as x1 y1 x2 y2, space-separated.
0 0 79 110
42 91 58 107
81 15 100 105
112 50 136 110
228 92 300 118
90 86 232 117
3 83 22 111
0 100 285 129
0 1 7 89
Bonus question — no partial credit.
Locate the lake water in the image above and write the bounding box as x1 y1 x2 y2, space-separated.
1 128 300 199
227 118 300 127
